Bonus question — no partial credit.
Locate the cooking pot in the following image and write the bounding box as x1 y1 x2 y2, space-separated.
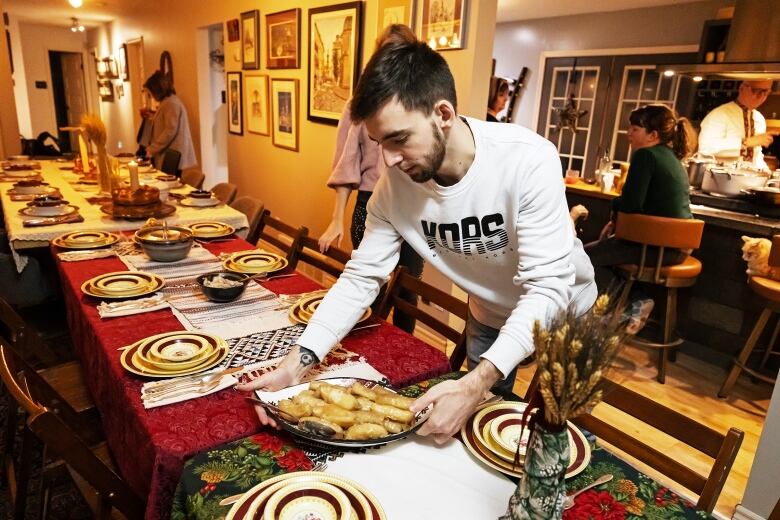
684 152 716 189
701 164 768 197
742 179 780 205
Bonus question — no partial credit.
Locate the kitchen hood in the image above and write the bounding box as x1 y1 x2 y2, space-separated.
657 0 780 80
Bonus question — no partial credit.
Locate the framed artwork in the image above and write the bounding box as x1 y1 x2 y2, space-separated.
98 79 114 102
241 10 260 69
227 71 243 135
266 8 301 69
271 78 299 151
118 43 129 81
226 19 240 43
420 0 467 51
245 74 270 136
307 2 363 125
377 0 416 34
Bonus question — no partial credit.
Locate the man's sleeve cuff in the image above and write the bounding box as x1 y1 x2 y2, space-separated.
479 335 533 380
297 322 340 362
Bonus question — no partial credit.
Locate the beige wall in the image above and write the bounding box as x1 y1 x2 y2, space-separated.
81 0 496 239
0 0 20 156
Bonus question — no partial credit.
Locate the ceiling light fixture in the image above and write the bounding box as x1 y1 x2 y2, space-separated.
69 0 83 7
70 17 85 32
663 70 675 77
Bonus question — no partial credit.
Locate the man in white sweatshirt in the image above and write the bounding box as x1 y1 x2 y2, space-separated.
239 40 597 443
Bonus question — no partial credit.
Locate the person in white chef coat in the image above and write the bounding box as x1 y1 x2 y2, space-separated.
698 79 775 170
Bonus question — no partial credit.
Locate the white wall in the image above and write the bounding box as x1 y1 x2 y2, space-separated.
16 21 89 138
492 0 730 129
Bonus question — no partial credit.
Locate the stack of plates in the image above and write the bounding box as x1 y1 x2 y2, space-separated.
460 402 590 479
81 271 165 299
288 291 371 325
222 250 288 274
188 221 235 239
120 331 228 378
227 471 386 520
53 231 120 249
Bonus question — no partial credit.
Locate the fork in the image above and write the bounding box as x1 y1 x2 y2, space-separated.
142 365 246 395
142 377 223 402
217 461 329 507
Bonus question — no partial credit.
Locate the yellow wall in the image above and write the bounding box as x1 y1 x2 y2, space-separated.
13 0 496 239
0 0 20 157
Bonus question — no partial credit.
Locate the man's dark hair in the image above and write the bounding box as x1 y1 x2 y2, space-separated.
350 41 457 122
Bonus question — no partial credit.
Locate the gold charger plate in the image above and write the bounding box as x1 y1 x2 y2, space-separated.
91 271 156 294
53 231 120 250
222 253 288 274
288 300 371 325
100 202 176 220
81 271 164 299
188 221 235 239
137 334 217 371
227 471 384 520
120 331 228 378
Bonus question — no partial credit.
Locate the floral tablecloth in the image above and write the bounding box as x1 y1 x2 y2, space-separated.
172 373 713 520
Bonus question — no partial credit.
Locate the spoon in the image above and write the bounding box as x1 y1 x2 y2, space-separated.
563 474 613 509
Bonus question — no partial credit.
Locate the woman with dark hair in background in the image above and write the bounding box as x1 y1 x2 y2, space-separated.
486 77 509 122
585 104 697 329
140 70 197 174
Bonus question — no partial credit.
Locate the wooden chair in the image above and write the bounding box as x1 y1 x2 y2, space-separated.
719 235 780 398
297 235 352 280
159 149 181 176
0 340 141 519
256 210 309 270
230 196 264 245
573 379 743 514
377 266 468 371
211 182 238 205
614 212 705 383
0 295 60 367
180 168 205 190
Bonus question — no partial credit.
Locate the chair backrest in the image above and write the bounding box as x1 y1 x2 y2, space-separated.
572 379 743 513
769 235 780 267
211 182 238 205
615 212 704 250
160 148 181 176
297 235 352 280
377 266 468 371
0 341 145 518
256 210 309 269
181 168 205 189
0 295 59 368
230 196 264 245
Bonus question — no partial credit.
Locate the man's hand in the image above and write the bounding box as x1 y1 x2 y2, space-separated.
235 345 319 427
599 220 614 240
411 361 502 444
318 219 344 253
744 133 774 148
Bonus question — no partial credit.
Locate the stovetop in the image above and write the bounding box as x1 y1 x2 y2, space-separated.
690 189 780 219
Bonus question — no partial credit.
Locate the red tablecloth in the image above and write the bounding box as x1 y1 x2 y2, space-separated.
54 238 451 519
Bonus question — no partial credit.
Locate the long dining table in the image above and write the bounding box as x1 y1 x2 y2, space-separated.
54 236 452 519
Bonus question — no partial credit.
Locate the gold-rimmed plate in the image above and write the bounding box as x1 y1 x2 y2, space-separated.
188 221 235 239
120 331 228 378
139 334 216 371
53 231 120 250
223 251 288 274
91 271 157 294
226 471 385 520
263 481 351 520
288 298 371 326
81 271 164 299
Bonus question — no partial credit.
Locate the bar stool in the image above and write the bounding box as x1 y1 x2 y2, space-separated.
718 235 780 398
613 212 705 383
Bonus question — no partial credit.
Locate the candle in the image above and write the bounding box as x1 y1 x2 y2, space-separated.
128 160 139 191
78 134 90 173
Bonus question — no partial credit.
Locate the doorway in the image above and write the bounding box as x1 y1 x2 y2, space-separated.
196 23 228 187
49 50 87 153
126 37 145 152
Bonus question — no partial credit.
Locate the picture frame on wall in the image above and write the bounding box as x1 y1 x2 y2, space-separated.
226 19 240 42
377 0 416 34
271 78 299 151
241 10 260 69
420 0 467 51
98 79 114 102
118 43 129 81
266 8 301 69
307 2 362 125
227 71 243 135
245 74 270 136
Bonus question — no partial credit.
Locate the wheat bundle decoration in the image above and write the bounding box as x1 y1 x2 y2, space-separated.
500 294 624 520
81 113 113 195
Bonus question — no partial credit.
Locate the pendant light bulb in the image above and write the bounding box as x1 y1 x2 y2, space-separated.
69 0 84 8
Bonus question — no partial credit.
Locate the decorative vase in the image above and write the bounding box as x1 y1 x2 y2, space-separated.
96 147 112 196
500 422 570 520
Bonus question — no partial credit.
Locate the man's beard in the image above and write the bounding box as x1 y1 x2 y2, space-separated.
409 122 446 183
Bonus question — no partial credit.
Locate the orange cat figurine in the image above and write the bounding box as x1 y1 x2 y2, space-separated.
741 236 780 280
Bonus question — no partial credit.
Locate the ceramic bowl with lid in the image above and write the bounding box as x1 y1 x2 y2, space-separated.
13 179 50 194
25 195 70 216
134 225 194 262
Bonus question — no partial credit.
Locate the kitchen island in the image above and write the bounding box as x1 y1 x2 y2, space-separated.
567 179 780 365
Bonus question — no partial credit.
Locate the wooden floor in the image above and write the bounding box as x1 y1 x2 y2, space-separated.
434 335 772 519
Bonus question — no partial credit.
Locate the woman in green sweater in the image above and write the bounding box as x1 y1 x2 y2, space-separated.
585 104 697 290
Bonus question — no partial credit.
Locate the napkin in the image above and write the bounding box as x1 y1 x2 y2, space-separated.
97 294 169 318
58 249 116 262
142 371 242 409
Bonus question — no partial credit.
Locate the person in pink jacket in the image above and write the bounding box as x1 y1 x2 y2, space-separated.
318 24 423 334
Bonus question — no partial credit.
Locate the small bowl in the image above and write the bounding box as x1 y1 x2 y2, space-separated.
13 180 49 194
188 189 212 199
196 271 249 302
134 225 194 262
